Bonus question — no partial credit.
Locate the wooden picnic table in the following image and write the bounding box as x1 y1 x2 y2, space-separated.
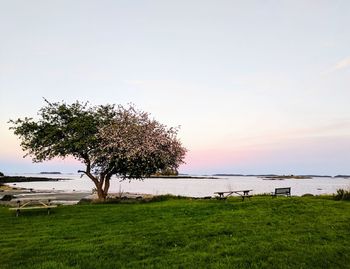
214 190 253 201
9 199 57 217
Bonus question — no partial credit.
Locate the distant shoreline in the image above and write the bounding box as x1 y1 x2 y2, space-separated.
0 175 219 184
1 174 349 185
150 175 219 179
261 175 312 180
213 174 350 178
0 176 70 184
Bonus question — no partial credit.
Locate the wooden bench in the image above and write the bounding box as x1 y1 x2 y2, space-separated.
272 187 291 197
214 190 253 201
9 199 57 217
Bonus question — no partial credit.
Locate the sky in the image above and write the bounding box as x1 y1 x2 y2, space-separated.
0 0 350 175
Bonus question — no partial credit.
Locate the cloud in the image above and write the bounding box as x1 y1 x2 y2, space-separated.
324 57 350 74
209 118 350 152
334 58 350 71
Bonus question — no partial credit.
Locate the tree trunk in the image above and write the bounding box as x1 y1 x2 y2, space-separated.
95 184 107 200
78 164 110 201
94 177 108 200
103 176 111 197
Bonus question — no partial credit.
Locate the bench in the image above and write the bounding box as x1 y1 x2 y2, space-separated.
214 190 253 201
272 187 291 197
9 199 57 217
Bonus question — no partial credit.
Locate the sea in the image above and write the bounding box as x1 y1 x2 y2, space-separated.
7 173 350 197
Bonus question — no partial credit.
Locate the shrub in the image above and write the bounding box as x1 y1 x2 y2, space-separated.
77 194 190 205
149 194 191 202
302 193 314 197
334 188 350 201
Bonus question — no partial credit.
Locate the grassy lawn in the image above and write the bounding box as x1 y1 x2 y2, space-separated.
1 196 349 269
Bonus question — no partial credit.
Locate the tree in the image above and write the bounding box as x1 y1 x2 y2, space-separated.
9 100 187 200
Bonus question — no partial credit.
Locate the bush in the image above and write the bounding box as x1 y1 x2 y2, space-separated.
0 172 4 177
77 194 190 205
148 194 189 202
302 193 314 197
334 188 350 201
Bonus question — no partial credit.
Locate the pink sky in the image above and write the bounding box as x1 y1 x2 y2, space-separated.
1 1 350 175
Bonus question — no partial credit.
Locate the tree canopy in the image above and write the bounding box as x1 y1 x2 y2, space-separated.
9 100 187 199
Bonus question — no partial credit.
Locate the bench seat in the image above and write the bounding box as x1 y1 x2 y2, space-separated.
272 187 291 197
9 205 57 210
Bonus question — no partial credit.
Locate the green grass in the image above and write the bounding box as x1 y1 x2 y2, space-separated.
1 196 350 269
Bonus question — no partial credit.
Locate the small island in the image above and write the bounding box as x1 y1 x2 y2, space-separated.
334 175 350 178
261 175 312 180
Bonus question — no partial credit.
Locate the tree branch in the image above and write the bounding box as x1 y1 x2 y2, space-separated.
78 157 100 186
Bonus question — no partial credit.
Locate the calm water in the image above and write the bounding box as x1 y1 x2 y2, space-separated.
8 174 350 197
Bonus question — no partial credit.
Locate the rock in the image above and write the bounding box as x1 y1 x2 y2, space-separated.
77 198 92 204
1 194 14 201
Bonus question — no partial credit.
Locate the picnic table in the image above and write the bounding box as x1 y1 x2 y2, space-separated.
9 199 57 217
214 190 253 201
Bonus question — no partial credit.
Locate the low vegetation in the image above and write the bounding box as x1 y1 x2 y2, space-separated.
334 188 350 201
0 196 349 269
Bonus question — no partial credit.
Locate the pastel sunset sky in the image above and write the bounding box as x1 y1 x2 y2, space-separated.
1 1 349 175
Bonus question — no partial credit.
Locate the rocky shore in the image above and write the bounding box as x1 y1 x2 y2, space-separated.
0 183 154 207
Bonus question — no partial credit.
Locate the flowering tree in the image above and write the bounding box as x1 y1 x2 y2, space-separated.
9 100 187 200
